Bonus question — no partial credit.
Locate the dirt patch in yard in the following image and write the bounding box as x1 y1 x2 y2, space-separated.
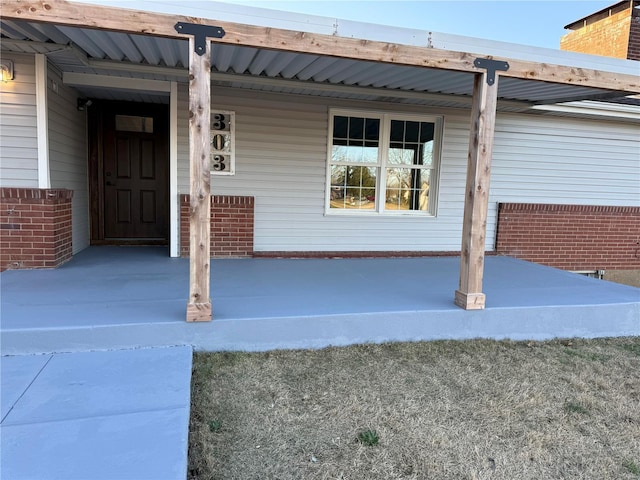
189 337 640 479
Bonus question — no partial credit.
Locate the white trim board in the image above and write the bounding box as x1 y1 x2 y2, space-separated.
63 72 172 93
531 101 640 121
170 82 179 257
36 54 50 189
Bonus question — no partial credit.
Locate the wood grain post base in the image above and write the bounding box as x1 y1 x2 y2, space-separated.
454 290 486 310
186 302 212 322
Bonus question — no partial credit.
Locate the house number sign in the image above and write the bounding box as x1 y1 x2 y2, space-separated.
210 110 235 175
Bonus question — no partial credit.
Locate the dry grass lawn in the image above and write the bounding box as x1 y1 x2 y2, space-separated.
189 337 640 480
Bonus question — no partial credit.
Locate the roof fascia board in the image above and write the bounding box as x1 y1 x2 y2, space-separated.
4 0 640 94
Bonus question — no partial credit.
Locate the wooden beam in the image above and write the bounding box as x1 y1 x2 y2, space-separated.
455 71 499 310
185 35 212 322
4 0 640 94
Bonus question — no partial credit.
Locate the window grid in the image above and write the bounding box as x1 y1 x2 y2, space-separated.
327 110 442 216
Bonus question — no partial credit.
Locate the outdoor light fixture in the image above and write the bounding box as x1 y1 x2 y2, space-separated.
0 60 14 82
77 98 93 111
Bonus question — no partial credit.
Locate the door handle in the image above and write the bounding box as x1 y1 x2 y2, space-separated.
106 181 115 186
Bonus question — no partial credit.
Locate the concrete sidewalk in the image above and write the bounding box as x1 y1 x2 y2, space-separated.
1 345 192 480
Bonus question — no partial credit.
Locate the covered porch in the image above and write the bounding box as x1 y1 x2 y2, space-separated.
2 0 640 322
2 247 638 356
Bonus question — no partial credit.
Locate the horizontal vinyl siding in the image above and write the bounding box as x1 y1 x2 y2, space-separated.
0 53 38 187
491 116 639 202
177 86 639 253
488 114 640 249
177 86 471 252
47 64 90 254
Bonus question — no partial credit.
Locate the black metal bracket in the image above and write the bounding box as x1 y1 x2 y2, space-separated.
473 58 509 86
174 23 226 56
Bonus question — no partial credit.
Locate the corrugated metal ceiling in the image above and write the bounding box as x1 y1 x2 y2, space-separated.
0 19 622 106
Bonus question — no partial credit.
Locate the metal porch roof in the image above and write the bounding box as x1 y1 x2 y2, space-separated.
1 3 637 108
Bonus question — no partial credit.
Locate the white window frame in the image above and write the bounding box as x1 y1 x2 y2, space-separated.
325 109 443 216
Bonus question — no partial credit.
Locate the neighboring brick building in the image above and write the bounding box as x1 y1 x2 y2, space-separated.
560 0 640 60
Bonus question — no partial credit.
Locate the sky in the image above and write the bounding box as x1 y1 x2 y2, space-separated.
192 0 611 49
80 0 614 50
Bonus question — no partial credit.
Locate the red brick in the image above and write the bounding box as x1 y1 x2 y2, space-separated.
0 188 73 271
496 203 640 271
181 195 254 258
561 5 639 60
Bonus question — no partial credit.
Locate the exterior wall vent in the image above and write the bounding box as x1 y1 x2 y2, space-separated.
572 270 605 280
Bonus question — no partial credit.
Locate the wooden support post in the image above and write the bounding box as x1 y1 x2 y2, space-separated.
455 70 499 310
186 35 212 322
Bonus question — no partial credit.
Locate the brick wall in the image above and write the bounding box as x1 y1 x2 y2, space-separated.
560 7 632 59
496 203 640 271
0 188 74 271
628 14 640 60
180 195 254 257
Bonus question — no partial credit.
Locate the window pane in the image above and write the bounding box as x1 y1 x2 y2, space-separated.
388 147 416 166
422 140 434 167
420 123 435 143
333 116 348 139
385 168 430 211
332 145 378 164
115 115 153 133
387 120 436 168
348 117 364 140
404 121 419 142
362 146 378 163
365 118 380 141
331 165 347 190
330 165 347 209
390 120 404 143
333 116 380 145
330 165 376 210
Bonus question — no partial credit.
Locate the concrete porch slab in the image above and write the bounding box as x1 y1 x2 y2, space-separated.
1 246 639 355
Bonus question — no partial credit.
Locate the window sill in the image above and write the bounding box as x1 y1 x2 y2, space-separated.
324 209 436 218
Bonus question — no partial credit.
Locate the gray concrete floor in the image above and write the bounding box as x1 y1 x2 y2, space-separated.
1 246 638 355
1 346 192 480
1 247 638 479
